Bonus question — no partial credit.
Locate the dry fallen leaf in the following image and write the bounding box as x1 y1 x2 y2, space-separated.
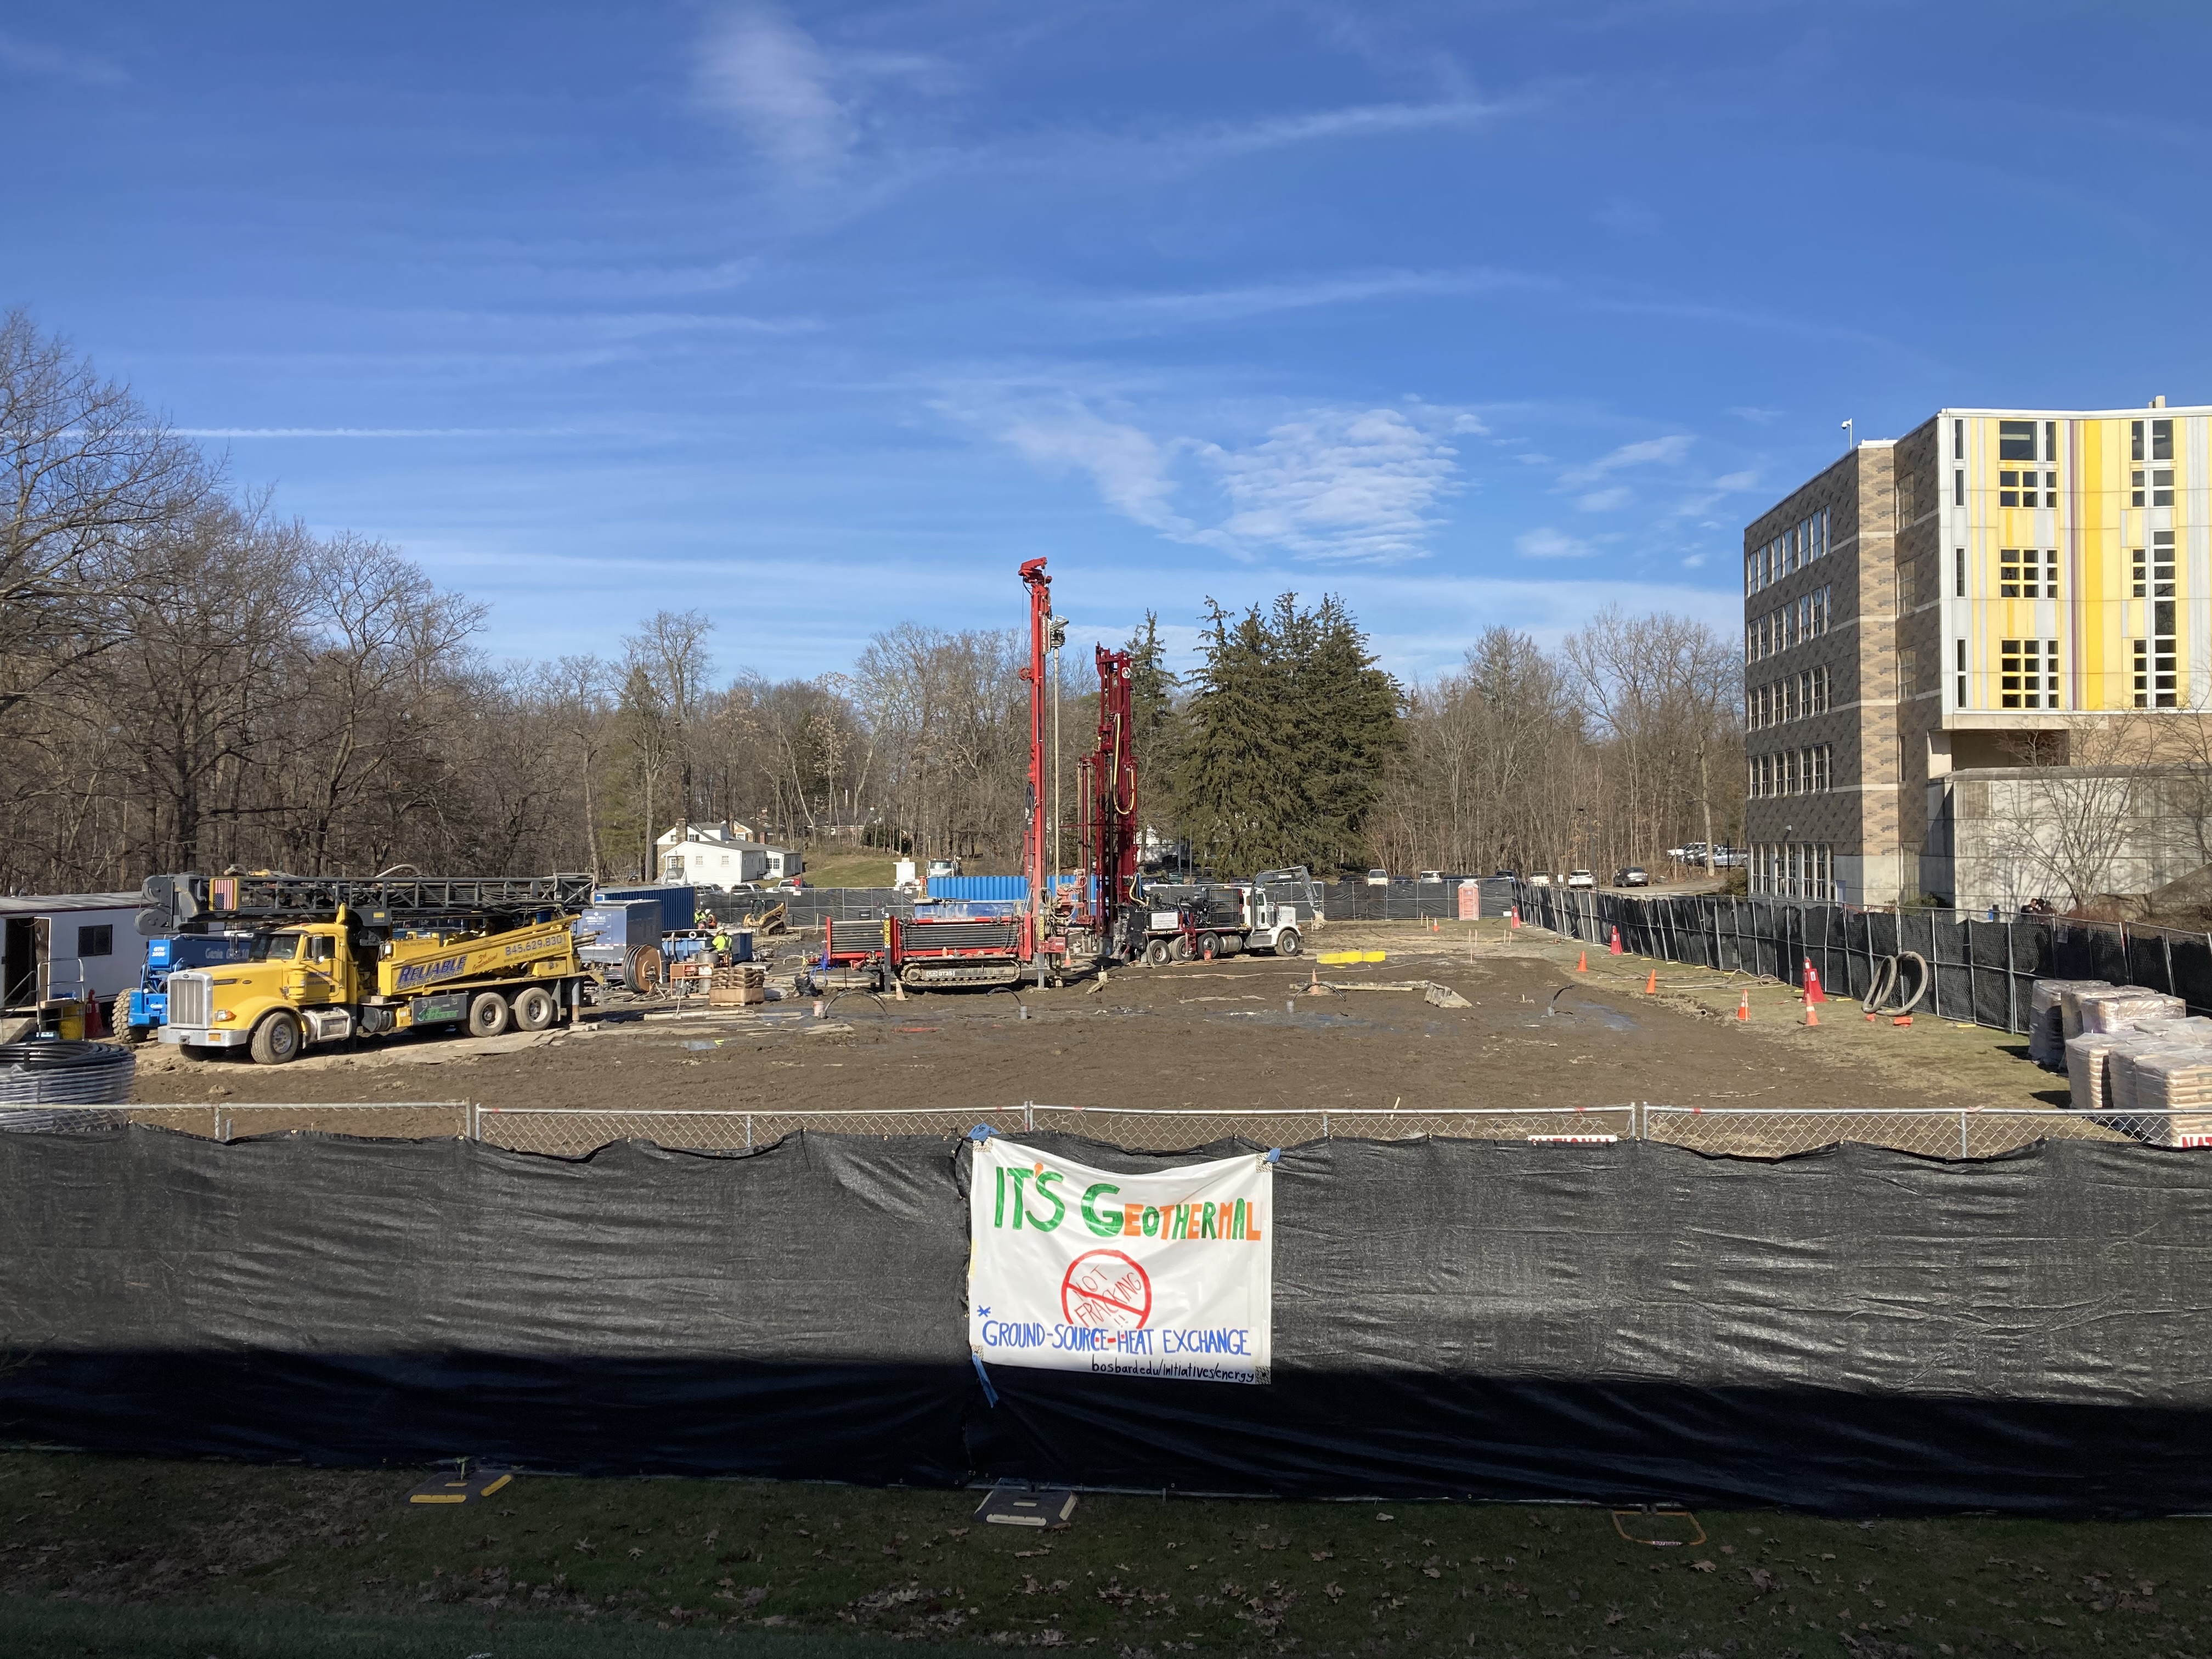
1690 1559 1717 1572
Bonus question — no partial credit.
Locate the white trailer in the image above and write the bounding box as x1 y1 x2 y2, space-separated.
0 891 144 1015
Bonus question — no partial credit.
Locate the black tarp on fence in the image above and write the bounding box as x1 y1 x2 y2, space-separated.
1509 883 2212 1032
5 1127 2212 1516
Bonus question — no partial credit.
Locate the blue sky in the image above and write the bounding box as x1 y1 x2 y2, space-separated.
4 1 2208 682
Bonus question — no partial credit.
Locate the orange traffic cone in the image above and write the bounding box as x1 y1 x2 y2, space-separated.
1644 969 1657 995
1802 959 1825 1004
1736 988 1750 1021
1609 925 1623 956
1509 907 1520 929
1804 1002 1820 1028
1576 950 1588 973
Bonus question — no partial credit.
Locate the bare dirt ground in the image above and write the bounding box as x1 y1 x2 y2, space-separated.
125 919 2070 1145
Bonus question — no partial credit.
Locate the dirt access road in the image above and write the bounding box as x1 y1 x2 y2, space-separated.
126 919 2062 1128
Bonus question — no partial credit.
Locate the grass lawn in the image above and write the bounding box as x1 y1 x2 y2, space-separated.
3 1453 2209 1657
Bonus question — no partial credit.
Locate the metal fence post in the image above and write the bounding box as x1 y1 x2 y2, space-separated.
1959 1111 1969 1159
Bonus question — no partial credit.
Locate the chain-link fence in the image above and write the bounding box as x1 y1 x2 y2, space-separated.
121 1101 473 1141
57 1097 2211 1159
1509 882 2212 1034
469 1102 1640 1156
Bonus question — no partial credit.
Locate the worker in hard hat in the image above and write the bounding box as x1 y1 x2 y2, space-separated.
711 927 731 966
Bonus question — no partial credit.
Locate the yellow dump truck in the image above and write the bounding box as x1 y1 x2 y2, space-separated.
144 872 595 1065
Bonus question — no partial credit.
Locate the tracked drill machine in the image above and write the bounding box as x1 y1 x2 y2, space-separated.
816 556 1142 991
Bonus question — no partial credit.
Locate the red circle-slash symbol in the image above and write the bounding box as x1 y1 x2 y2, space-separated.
1061 1249 1153 1330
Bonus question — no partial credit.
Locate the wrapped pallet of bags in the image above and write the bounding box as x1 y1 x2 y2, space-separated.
2076 987 2187 1034
2059 982 2115 1042
2104 1029 2212 1116
2031 979 2111 1066
2067 1028 2134 1113
2125 1047 2212 1147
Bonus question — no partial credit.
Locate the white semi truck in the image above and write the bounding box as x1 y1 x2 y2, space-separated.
1135 866 1322 963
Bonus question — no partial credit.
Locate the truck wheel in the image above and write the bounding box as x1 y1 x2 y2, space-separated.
467 993 511 1038
1275 928 1301 957
1197 933 1220 961
512 986 557 1031
1171 935 1191 962
1144 939 1171 967
248 1011 302 1065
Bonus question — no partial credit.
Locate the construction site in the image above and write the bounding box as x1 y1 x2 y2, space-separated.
6 557 2212 1659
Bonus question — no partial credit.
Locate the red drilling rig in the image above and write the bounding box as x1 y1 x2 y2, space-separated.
812 555 1141 993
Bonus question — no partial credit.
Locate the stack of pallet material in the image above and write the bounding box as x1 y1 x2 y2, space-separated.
2103 1019 2212 1114
2075 986 2187 1034
708 964 768 1008
2030 979 2113 1066
2120 1046 2212 1146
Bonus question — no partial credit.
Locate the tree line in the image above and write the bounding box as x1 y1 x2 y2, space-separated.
1 310 1744 896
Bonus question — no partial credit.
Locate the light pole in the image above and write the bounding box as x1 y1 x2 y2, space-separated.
1841 419 1853 452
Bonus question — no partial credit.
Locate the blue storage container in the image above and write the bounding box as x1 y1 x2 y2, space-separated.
592 884 696 935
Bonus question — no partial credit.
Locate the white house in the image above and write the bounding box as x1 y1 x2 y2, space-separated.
654 822 804 889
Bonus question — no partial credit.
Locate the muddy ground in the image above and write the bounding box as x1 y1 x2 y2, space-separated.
123 919 2069 1145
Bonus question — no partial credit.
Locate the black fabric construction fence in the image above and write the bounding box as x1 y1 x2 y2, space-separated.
1510 882 2212 1032
5 1127 2212 1516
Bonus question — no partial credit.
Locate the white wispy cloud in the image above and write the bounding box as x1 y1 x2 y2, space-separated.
0 30 125 86
1558 433 1694 485
998 407 1192 535
1094 266 1548 328
172 427 521 438
1201 98 1508 154
697 6 853 179
976 397 1463 566
1574 486 1633 512
1516 527 1594 560
1197 409 1459 565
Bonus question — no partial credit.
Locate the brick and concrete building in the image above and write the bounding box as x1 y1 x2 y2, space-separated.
1743 400 2212 907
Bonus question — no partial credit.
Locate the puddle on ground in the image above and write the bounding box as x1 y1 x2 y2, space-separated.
1543 998 1640 1032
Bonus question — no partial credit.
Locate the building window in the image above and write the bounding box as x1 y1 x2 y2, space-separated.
1955 638 1967 708
1954 418 1965 460
1999 420 2037 460
1752 842 1836 900
2133 466 2175 507
2134 418 2174 462
2044 420 2058 462
1955 546 1966 596
1954 470 1965 506
1898 648 1918 701
2132 532 2176 599
76 924 112 958
1897 472 1916 529
2000 547 2058 598
2000 469 2056 507
1999 638 2059 709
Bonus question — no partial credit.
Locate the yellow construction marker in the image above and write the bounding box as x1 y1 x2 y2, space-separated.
1316 950 1387 965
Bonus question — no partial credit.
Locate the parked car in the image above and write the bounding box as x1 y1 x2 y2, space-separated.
1528 872 1553 887
1566 870 1596 890
1492 868 1519 879
1364 868 1390 887
1417 870 1446 884
1615 866 1649 887
1711 847 1747 868
926 857 960 881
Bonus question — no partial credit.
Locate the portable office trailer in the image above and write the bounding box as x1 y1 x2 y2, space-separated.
0 893 144 1013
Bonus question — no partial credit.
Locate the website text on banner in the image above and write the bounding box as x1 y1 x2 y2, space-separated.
967 1141 1273 1385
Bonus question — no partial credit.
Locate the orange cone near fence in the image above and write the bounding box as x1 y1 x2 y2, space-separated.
1576 950 1588 973
1609 925 1623 955
1804 1002 1820 1028
1802 958 1826 1004
1510 907 1521 929
1644 968 1657 995
1736 987 1750 1021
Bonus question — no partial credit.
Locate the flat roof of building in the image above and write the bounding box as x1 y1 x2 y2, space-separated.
0 892 142 916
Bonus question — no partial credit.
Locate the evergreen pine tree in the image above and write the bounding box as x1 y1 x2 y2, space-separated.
1175 600 1286 874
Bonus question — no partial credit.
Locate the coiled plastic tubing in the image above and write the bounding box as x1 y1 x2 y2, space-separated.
0 1039 137 1117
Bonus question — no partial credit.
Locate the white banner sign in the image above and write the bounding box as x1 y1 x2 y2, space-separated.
968 1138 1273 1385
